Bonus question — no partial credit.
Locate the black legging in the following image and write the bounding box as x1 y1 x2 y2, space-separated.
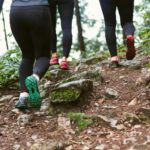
99 0 135 57
10 6 51 92
49 0 74 58
0 0 4 12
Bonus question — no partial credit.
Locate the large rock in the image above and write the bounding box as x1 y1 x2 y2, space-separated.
45 69 72 81
120 60 141 70
30 140 64 150
58 69 103 86
68 113 119 130
81 54 104 65
49 79 93 103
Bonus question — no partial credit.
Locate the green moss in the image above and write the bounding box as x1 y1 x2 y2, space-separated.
68 112 93 131
86 71 100 79
101 51 110 59
44 71 52 79
50 88 81 103
145 62 150 69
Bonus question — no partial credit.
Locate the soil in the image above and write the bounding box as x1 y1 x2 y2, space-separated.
1 56 150 150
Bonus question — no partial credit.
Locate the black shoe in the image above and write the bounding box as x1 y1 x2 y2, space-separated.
15 96 28 110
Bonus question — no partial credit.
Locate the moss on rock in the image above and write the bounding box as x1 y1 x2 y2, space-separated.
50 88 81 103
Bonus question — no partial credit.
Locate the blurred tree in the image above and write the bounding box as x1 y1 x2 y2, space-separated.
74 0 85 52
138 0 150 54
1 10 9 50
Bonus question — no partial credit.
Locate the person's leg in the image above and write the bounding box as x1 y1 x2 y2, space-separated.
99 0 119 63
58 0 74 69
24 6 51 107
49 0 59 65
117 0 135 36
117 0 136 60
0 0 4 12
30 6 51 78
10 7 35 109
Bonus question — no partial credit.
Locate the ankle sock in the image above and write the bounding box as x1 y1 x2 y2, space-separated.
20 92 29 98
32 74 40 82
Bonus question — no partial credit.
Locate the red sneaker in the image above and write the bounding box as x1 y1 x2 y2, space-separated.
50 56 59 65
60 61 69 70
126 36 136 60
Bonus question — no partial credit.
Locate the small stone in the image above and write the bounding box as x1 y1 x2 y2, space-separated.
105 88 118 99
116 124 126 130
34 111 48 116
95 144 105 150
44 81 52 88
123 137 137 145
133 125 142 129
133 143 150 150
123 112 141 125
57 116 71 129
0 95 13 103
83 146 90 150
112 145 120 150
11 108 21 114
13 144 21 150
26 142 32 147
65 145 74 150
128 98 138 106
40 100 50 111
119 76 125 79
98 99 105 104
17 114 31 126
31 135 38 141
136 77 144 86
94 103 99 107
102 105 118 109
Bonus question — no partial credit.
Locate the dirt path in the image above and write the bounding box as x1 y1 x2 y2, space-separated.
0 58 150 150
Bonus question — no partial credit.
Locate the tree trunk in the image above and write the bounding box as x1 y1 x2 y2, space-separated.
74 0 85 52
2 10 9 50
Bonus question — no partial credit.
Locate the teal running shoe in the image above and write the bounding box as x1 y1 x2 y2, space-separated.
25 76 41 108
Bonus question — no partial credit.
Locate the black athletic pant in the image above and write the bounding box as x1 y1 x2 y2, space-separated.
99 0 135 57
10 6 51 92
49 0 74 58
0 0 4 12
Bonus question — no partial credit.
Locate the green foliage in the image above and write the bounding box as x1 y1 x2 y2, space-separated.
138 0 150 54
68 112 93 131
0 49 21 88
145 62 150 69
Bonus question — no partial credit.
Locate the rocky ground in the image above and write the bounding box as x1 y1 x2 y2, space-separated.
1 54 150 150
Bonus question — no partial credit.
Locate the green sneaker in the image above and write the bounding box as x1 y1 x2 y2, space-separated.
15 96 28 110
25 76 41 108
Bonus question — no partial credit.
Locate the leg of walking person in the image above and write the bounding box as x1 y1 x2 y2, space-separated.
10 7 35 109
99 0 119 64
117 0 136 60
25 6 51 108
49 0 59 65
0 0 4 12
31 7 51 78
10 6 52 109
58 0 74 69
